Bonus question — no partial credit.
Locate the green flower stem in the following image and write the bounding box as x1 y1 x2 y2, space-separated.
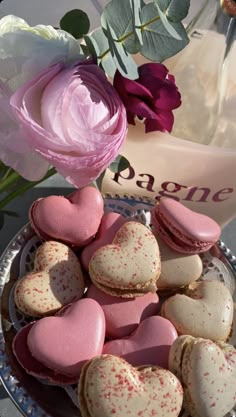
1 167 13 182
0 168 57 210
0 171 21 193
0 162 6 171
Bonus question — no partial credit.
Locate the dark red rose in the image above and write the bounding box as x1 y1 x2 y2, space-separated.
113 63 181 133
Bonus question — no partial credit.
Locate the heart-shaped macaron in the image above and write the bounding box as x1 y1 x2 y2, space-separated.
89 221 161 297
81 212 127 271
87 284 160 339
155 235 203 293
27 298 105 377
78 355 183 417
103 316 178 368
14 241 85 317
169 336 236 417
29 186 104 247
161 280 234 341
151 198 221 254
12 323 79 385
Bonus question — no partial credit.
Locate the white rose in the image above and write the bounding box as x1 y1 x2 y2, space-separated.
0 15 81 90
0 15 81 180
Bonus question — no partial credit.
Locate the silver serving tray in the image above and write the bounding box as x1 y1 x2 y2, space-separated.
0 194 235 417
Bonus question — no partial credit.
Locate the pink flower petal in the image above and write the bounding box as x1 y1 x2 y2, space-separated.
10 60 127 187
154 84 181 110
114 71 153 100
125 97 157 120
139 63 169 81
145 111 174 133
114 62 181 134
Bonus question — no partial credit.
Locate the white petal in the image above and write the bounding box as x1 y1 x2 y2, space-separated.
0 15 28 34
0 16 80 91
0 128 50 181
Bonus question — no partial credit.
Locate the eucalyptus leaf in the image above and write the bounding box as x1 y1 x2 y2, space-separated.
125 34 141 55
140 3 189 61
106 23 139 79
60 9 90 39
101 0 132 38
154 1 182 40
84 28 105 60
105 24 126 74
84 28 117 76
109 155 130 173
80 44 90 56
155 0 191 22
101 56 118 78
130 0 142 27
101 0 140 54
130 0 143 44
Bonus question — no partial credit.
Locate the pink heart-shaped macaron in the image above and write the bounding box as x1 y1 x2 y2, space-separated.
27 298 105 376
87 284 160 339
151 198 221 254
29 186 104 247
103 316 178 368
12 323 79 385
81 212 127 270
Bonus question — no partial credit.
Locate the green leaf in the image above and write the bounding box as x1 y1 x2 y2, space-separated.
94 170 106 191
129 0 143 45
0 212 4 230
60 9 90 39
84 28 117 77
101 0 132 39
109 155 130 173
156 0 191 22
0 167 10 181
122 34 141 55
101 56 118 79
80 43 90 56
101 0 140 54
85 0 189 78
153 1 182 40
84 29 103 60
131 0 142 27
106 23 139 79
108 31 139 80
140 3 189 62
0 161 6 170
1 210 19 217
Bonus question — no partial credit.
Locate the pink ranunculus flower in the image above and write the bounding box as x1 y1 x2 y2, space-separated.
10 60 127 187
114 63 181 134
